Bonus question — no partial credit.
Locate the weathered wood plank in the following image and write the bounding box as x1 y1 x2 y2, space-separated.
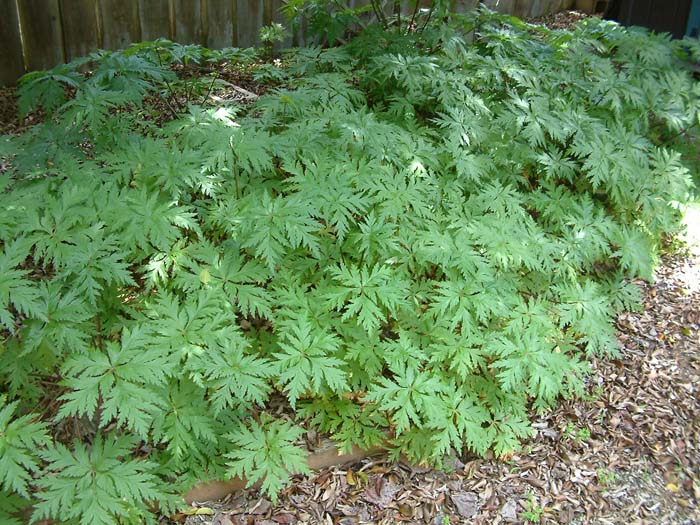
236 0 264 47
653 0 691 38
139 0 172 41
173 0 203 43
270 0 293 48
60 0 100 62
0 0 26 84
206 0 235 48
279 0 307 47
483 0 515 14
185 437 383 504
17 0 65 71
263 0 272 25
99 0 140 50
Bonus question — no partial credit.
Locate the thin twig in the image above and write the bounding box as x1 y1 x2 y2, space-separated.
407 0 422 35
419 2 435 34
395 0 401 31
370 0 389 29
659 122 699 147
230 139 240 199
154 45 181 118
202 73 220 105
94 315 103 351
158 91 181 120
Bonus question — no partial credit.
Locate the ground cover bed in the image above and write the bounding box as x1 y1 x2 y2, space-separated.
182 247 700 524
0 7 699 525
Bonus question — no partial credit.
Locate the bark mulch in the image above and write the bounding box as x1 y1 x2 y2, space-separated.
182 247 700 524
527 10 601 31
0 86 27 135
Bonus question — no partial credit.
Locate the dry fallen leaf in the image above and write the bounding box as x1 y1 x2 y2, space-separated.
500 499 518 521
397 502 413 517
450 492 478 518
213 513 236 525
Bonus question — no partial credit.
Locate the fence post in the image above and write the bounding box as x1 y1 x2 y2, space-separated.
98 0 140 50
139 0 173 41
17 0 65 71
0 0 25 85
59 0 100 62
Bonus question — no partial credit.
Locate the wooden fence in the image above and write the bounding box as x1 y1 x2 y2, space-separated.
613 0 695 39
0 0 574 86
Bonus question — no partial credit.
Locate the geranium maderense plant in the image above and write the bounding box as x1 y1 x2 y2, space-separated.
0 8 698 524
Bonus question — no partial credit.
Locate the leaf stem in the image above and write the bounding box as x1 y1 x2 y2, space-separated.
202 72 219 105
370 0 389 29
659 121 699 147
230 138 240 199
419 3 435 34
395 0 401 31
407 0 422 35
94 315 103 351
154 44 181 118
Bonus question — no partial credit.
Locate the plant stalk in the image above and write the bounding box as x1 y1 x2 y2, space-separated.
419 1 435 34
407 0 421 34
370 0 389 29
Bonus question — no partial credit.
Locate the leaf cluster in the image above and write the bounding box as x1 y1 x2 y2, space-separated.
0 9 697 523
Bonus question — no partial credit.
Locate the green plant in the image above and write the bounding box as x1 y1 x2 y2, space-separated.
522 493 544 523
282 0 455 44
0 9 697 524
259 23 291 58
597 468 617 488
32 434 178 525
670 130 700 199
282 0 366 45
563 422 591 444
582 384 604 402
225 416 310 501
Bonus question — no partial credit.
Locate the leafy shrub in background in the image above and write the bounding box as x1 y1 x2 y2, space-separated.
1 8 698 524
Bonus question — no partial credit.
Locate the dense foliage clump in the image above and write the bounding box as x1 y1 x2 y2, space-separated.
1 9 698 524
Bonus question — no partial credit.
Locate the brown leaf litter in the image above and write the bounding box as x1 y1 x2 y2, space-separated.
527 10 601 31
181 249 700 524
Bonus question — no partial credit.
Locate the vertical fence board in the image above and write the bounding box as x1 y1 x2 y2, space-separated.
60 0 99 62
654 0 691 38
237 0 264 47
139 0 172 40
206 0 235 47
483 0 516 13
270 0 293 47
100 0 139 49
263 0 272 25
18 0 65 71
624 0 652 26
455 0 477 13
281 0 307 47
0 0 25 84
271 1 290 31
173 0 203 43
